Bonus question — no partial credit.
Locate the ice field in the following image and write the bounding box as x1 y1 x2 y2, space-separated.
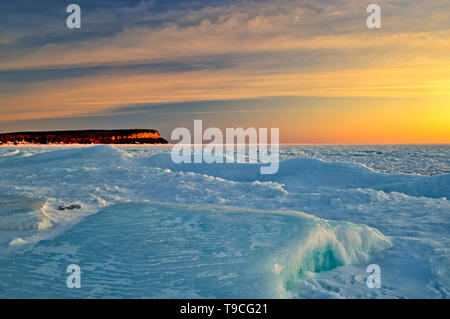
0 144 448 298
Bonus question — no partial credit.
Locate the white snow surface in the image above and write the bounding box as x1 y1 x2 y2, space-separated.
0 144 448 298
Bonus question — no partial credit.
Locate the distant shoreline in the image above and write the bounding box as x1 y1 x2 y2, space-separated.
0 129 168 145
0 143 173 147
0 143 448 147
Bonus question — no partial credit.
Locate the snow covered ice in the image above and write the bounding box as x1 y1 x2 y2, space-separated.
0 144 448 298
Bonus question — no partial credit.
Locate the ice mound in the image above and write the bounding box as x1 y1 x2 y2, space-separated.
8 237 27 246
0 201 391 298
2 145 131 168
0 195 52 231
142 152 263 181
274 218 391 291
143 153 450 199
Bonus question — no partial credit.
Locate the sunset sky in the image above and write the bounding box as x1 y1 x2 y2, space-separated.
0 0 449 143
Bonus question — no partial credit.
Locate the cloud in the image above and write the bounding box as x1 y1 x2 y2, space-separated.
1 56 449 122
0 0 449 126
1 0 449 71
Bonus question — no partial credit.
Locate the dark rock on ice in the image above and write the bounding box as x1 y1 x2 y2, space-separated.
58 204 81 210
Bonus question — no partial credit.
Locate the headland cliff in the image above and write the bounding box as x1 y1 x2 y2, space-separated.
0 129 168 145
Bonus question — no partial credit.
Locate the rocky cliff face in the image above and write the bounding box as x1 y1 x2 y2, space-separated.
0 129 168 145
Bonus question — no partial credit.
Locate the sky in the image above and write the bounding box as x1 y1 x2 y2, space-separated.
0 0 449 143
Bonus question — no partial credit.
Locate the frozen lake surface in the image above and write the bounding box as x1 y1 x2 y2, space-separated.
0 144 448 298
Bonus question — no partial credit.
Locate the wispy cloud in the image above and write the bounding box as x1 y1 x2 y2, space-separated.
2 0 449 70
